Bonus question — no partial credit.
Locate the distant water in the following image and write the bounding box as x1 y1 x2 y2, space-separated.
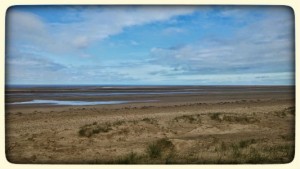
6 91 205 97
5 90 289 98
6 85 294 106
5 84 185 89
9 99 158 106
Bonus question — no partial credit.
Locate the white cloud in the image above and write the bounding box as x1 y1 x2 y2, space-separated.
130 40 139 46
150 7 294 76
6 6 294 85
173 72 294 85
7 6 197 54
162 27 185 35
72 36 89 48
7 11 46 36
7 11 50 47
6 6 198 84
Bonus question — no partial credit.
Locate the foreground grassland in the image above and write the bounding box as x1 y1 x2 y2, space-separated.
6 99 295 164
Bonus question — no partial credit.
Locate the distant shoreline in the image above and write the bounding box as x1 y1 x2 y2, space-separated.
5 84 296 89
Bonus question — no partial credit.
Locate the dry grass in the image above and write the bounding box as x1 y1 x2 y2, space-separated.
284 106 295 115
8 103 294 164
78 122 112 137
173 114 201 124
116 152 141 164
77 108 294 163
274 106 295 118
147 138 175 159
111 138 176 164
104 138 294 164
209 112 258 123
212 139 294 164
142 117 158 125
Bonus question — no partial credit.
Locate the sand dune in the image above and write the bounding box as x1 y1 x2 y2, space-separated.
5 86 295 164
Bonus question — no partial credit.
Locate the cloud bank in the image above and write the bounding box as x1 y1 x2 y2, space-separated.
6 6 294 85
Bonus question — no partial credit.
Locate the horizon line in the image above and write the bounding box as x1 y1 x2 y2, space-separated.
5 84 296 87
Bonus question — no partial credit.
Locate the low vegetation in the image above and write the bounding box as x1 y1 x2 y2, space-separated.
280 134 295 141
110 138 294 164
173 114 201 124
78 122 112 137
238 139 256 148
117 152 141 164
274 106 295 118
142 117 158 125
212 139 294 164
147 138 175 159
112 120 126 126
284 106 295 115
112 138 176 164
74 107 294 163
209 112 258 123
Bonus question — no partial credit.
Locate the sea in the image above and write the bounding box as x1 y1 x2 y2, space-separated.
5 85 294 106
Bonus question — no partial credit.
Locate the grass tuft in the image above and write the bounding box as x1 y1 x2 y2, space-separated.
112 120 126 126
78 122 112 137
142 118 158 124
173 114 201 124
284 106 295 116
210 113 222 121
117 152 140 164
147 138 175 159
238 139 256 148
273 111 287 118
209 113 258 123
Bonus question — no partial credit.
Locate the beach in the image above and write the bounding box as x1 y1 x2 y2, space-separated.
5 86 295 164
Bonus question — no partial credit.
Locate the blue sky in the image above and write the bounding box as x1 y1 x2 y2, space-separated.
6 6 294 85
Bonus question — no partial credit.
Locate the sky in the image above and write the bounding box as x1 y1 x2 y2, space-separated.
5 6 295 85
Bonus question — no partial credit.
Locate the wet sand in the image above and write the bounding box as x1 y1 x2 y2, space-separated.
5 86 295 164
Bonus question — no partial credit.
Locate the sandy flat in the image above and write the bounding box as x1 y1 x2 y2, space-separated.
5 86 295 164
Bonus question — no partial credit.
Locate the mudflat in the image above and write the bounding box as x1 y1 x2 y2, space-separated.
5 86 295 164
